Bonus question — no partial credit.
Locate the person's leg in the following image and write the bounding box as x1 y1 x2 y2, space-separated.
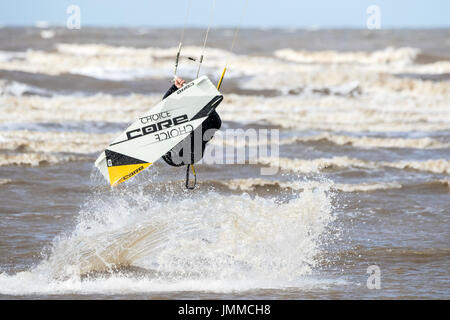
204 110 222 130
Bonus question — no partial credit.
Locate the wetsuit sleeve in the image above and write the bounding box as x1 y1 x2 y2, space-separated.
163 84 178 100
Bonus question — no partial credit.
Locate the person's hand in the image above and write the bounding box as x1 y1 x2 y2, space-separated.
174 77 186 88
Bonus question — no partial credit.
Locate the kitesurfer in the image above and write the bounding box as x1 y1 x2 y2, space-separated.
161 77 222 167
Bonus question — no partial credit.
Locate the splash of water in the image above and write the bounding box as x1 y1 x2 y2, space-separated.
0 181 336 295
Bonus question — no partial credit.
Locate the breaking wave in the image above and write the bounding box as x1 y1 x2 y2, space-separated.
0 44 235 80
0 94 161 124
0 79 52 97
278 133 449 149
0 152 88 167
219 178 403 193
2 92 449 134
1 45 449 88
221 94 450 133
0 130 116 154
274 47 420 65
0 178 11 185
257 156 450 175
212 132 449 150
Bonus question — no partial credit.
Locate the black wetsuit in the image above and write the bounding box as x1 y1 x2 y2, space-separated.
161 84 222 167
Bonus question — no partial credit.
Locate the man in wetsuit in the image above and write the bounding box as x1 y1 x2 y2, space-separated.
161 77 222 167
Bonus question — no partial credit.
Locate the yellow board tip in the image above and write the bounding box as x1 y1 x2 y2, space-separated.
108 163 151 187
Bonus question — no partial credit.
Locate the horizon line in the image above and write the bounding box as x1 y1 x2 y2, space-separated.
2 24 450 30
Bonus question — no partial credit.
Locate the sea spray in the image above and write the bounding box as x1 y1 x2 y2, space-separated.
0 179 336 295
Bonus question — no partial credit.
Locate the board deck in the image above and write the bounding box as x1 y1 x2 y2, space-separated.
95 76 223 186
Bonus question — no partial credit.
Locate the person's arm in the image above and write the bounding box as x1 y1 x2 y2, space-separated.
162 77 186 100
163 84 178 100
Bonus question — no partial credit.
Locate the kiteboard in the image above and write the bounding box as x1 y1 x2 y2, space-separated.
95 76 223 186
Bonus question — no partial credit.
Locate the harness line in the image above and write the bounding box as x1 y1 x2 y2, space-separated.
173 0 192 78
217 0 249 90
196 0 217 78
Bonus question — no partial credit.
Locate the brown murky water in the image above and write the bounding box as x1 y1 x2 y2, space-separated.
0 28 449 299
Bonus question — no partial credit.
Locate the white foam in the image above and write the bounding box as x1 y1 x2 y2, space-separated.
275 47 420 65
1 44 449 83
0 94 162 124
281 133 450 149
220 178 403 193
0 272 346 296
0 152 88 167
0 178 11 185
40 30 55 39
258 156 450 175
0 130 117 155
0 44 233 79
1 90 448 157
0 80 51 97
0 51 26 63
387 159 450 174
70 66 171 81
211 132 450 150
219 93 450 133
